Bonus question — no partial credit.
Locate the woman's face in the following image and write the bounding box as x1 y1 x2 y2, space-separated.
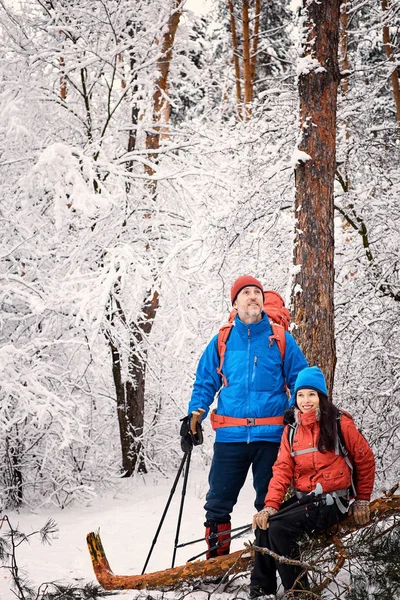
296 389 320 413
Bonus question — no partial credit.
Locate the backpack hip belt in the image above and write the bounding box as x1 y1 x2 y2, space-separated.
210 410 284 430
295 488 350 514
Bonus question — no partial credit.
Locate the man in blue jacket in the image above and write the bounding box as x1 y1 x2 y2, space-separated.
182 276 308 558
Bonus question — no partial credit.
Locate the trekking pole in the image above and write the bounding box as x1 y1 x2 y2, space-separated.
141 451 188 575
171 449 191 568
171 409 204 568
187 524 253 562
176 522 253 549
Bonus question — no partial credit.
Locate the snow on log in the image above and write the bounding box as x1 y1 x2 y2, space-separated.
87 491 400 591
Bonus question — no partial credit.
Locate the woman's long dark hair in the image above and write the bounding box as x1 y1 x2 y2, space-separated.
318 393 340 452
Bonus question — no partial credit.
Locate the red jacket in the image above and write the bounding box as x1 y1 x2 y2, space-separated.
265 408 375 511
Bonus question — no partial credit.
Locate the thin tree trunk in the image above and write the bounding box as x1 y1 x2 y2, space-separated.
145 2 182 176
106 289 159 476
250 0 261 88
291 0 342 395
5 436 23 507
339 4 349 96
228 0 243 120
228 0 261 121
60 56 67 99
107 334 135 475
338 3 351 207
381 0 400 131
242 0 252 118
126 289 159 474
127 54 139 169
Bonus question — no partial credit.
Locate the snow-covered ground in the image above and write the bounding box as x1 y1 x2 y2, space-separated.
0 462 257 599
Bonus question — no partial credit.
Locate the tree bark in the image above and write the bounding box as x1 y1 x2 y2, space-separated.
291 0 342 395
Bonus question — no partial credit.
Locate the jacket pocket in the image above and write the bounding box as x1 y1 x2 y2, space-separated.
322 467 351 489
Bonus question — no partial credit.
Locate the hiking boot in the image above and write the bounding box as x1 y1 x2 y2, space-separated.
249 586 276 599
204 520 231 559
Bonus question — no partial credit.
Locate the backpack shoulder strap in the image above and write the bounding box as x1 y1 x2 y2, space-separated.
336 411 357 496
216 309 237 387
269 323 286 361
287 421 298 452
336 411 349 455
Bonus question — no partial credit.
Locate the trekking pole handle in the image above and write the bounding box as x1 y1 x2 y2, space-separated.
190 408 205 435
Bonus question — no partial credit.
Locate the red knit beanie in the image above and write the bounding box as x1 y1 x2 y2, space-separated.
230 276 264 305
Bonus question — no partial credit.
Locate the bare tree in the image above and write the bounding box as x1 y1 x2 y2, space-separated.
106 1 182 475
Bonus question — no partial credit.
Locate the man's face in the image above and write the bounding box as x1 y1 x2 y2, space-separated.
233 286 264 323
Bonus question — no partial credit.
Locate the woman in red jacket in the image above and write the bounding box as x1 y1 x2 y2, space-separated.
249 366 375 600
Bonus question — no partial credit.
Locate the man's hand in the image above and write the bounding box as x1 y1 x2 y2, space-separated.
352 500 370 525
252 507 278 530
180 409 204 453
180 415 193 453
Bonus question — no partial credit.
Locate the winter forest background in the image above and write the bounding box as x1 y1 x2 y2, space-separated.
0 0 399 517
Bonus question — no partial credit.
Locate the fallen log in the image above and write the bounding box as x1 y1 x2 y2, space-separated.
87 490 400 591
86 534 252 591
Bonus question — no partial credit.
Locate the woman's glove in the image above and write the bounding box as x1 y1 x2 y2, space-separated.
352 500 370 525
252 507 278 530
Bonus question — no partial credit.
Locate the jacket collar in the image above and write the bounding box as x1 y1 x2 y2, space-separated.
295 407 320 427
234 311 272 337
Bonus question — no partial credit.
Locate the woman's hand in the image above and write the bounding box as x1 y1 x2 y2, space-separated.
352 499 370 525
252 507 278 530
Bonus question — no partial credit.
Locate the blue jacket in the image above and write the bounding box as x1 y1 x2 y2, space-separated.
188 312 308 443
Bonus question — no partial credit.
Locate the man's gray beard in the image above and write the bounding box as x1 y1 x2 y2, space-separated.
245 308 262 318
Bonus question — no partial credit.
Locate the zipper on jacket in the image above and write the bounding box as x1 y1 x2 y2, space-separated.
247 328 251 443
252 356 258 383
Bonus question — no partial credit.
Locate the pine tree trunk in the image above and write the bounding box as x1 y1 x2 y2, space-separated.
291 0 342 395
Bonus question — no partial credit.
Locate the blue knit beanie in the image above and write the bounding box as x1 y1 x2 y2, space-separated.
294 366 328 398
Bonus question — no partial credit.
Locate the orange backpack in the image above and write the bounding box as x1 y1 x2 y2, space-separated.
216 290 291 387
